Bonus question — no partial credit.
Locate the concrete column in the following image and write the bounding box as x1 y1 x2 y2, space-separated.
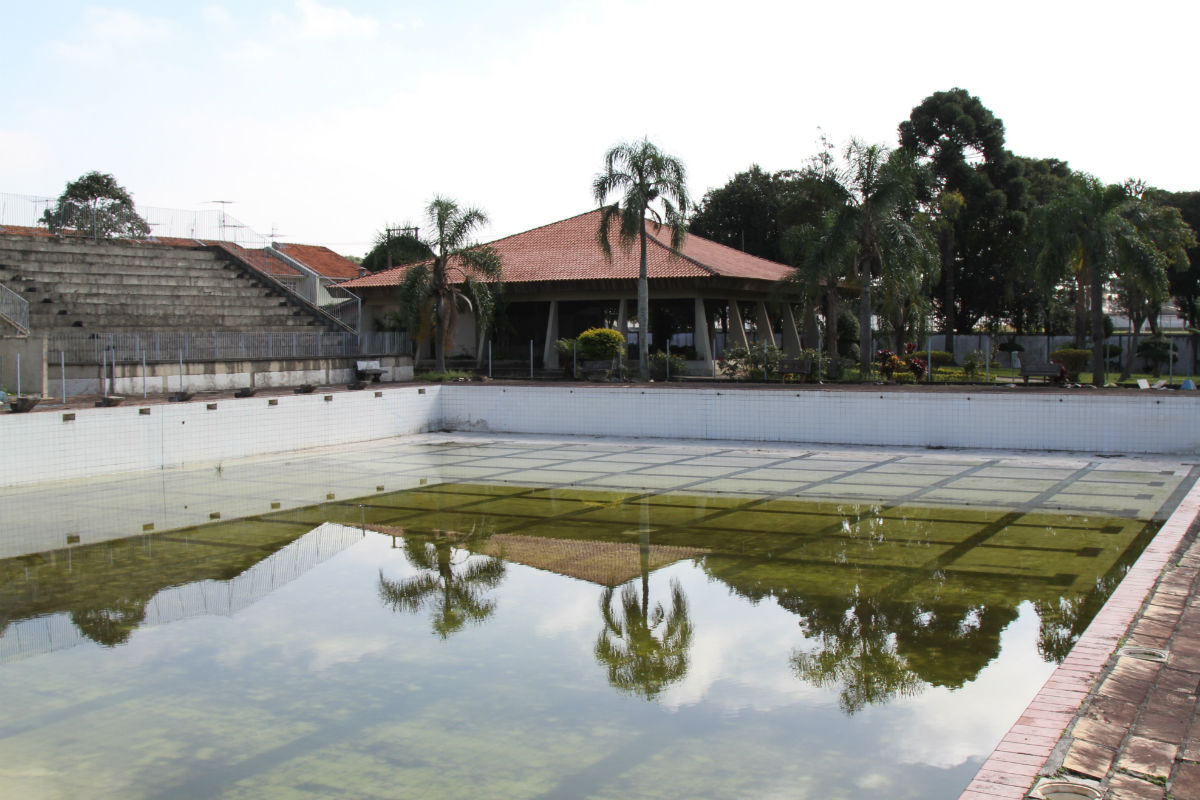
542 300 559 369
781 304 802 356
617 298 629 358
693 297 714 376
755 302 774 347
727 300 750 351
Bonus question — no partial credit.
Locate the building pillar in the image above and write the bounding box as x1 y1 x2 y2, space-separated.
542 300 559 369
755 302 774 347
693 296 714 376
781 304 802 356
727 300 750 351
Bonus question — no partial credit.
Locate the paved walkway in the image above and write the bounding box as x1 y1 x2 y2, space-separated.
962 481 1200 799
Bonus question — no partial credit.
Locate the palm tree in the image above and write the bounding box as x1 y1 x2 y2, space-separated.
397 197 502 374
794 141 932 376
378 535 506 639
593 139 689 377
1036 175 1192 386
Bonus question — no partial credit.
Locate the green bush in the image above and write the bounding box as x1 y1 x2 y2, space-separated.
718 345 783 379
1050 348 1091 380
577 327 625 360
912 350 955 368
962 350 983 380
649 351 688 381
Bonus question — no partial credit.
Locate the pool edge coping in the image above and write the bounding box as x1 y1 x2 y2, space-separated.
958 474 1200 799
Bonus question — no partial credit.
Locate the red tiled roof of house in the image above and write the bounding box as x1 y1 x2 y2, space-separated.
340 209 792 289
274 243 362 280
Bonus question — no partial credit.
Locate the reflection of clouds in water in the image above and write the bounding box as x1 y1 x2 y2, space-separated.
534 589 595 637
654 563 832 713
880 602 1055 769
306 635 390 672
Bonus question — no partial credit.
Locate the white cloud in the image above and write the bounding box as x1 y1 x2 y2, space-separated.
52 7 172 60
202 5 232 26
292 0 379 39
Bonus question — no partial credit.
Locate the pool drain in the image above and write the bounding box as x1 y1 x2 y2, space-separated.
1117 645 1168 663
1030 778 1101 799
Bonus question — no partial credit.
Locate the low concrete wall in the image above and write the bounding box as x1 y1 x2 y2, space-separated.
0 337 46 397
4 385 1198 488
44 355 414 397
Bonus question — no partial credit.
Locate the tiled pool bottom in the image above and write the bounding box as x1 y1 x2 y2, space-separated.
1 434 1198 799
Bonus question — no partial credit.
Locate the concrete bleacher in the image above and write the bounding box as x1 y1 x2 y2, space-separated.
0 233 347 334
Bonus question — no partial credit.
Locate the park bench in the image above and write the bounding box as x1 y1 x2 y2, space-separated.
777 358 813 383
355 360 385 383
1020 363 1065 385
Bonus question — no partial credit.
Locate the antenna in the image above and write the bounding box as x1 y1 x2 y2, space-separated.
210 200 234 241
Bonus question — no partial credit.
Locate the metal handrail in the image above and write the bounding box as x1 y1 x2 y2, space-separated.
0 282 29 334
44 330 409 365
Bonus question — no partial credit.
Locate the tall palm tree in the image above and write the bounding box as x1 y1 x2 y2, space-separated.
593 139 689 377
1036 175 1192 386
378 536 506 639
397 197 502 374
797 141 932 376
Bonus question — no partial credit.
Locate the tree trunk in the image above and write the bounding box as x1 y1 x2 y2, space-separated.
434 294 447 374
1074 271 1089 348
1122 316 1142 381
858 258 873 377
941 226 956 359
638 219 649 378
1089 261 1105 387
825 284 838 380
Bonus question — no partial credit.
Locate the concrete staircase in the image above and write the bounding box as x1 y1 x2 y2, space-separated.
0 234 347 334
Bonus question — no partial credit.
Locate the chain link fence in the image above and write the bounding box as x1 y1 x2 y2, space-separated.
46 330 410 365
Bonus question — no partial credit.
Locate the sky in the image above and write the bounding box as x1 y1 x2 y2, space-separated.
2 0 1198 257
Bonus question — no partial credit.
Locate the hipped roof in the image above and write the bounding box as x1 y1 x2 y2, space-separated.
339 209 792 289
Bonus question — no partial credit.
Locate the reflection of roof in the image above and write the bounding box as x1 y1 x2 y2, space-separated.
340 209 792 289
481 535 706 587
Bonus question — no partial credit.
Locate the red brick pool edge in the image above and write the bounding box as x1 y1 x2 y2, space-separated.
959 481 1200 799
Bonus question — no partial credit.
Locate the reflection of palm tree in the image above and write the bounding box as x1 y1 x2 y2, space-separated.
378 536 505 639
595 578 692 700
788 588 922 715
594 514 693 699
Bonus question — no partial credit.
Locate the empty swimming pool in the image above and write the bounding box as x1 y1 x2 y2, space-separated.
1 435 1194 799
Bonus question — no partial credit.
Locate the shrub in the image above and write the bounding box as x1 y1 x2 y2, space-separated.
718 345 783 380
911 350 955 368
1136 337 1177 375
962 350 983 380
649 351 688 381
577 327 624 360
892 370 917 384
1049 348 1091 380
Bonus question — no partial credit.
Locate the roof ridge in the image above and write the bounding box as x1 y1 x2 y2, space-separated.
644 227 718 276
482 207 603 246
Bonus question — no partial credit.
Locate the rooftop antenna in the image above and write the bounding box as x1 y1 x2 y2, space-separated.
210 200 234 241
268 224 287 246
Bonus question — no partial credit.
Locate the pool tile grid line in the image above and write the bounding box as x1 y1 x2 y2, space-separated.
958 473 1200 800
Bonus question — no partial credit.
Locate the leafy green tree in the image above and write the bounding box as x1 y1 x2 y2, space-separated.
361 226 433 273
900 89 1028 352
594 139 689 378
1035 175 1192 386
395 197 502 373
1159 191 1200 331
801 140 933 375
42 171 151 239
378 536 506 639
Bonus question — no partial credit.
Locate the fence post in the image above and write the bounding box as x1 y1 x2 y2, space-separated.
142 349 147 398
488 340 492 379
573 340 577 380
61 351 66 403
530 340 534 380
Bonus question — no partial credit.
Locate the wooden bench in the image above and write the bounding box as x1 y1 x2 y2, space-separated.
355 360 385 383
1020 363 1065 384
777 358 813 383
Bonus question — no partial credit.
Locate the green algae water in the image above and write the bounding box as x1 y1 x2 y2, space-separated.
0 479 1169 799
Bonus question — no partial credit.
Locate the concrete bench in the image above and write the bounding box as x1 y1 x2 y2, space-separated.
777 358 813 383
1020 363 1065 384
356 360 385 382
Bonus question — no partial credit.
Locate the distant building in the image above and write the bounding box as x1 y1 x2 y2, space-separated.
339 209 803 374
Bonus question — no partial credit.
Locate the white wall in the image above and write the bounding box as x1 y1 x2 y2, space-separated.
4 385 1199 487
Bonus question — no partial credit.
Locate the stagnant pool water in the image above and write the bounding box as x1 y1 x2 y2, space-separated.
0 437 1195 799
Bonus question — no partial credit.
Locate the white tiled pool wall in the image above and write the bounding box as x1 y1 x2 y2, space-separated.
4 385 1198 487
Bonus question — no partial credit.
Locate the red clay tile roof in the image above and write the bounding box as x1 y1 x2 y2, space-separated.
221 243 305 277
340 209 792 289
274 243 362 280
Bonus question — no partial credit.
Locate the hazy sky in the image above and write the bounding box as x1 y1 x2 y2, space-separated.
2 0 1196 256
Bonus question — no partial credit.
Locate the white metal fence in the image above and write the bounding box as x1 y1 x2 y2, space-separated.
45 330 409 365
